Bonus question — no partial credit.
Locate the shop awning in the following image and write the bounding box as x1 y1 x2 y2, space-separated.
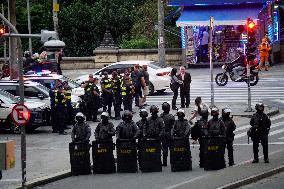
177 5 263 26
168 0 267 6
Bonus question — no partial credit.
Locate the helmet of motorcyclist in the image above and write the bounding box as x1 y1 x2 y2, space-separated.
211 106 219 120
75 112 85 123
122 110 133 123
222 107 231 119
176 109 185 120
162 102 170 113
139 109 148 119
255 103 264 113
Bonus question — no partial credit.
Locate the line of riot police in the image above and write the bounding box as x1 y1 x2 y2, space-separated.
69 101 241 175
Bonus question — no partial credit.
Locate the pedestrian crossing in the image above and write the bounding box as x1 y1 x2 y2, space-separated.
147 77 284 105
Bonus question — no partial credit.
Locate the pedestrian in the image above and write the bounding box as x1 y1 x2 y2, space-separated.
101 71 113 117
111 71 122 120
170 68 182 110
264 32 273 66
189 97 209 168
121 71 135 112
141 64 150 107
221 107 236 166
249 103 271 163
54 84 68 135
116 111 139 140
144 105 165 139
56 49 64 75
131 64 146 108
171 109 191 139
207 107 226 137
23 51 36 73
160 102 175 166
0 169 2 180
258 37 271 71
71 112 91 143
95 112 115 142
178 66 191 108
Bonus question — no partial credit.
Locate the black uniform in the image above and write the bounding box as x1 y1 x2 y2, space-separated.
54 89 67 134
71 122 91 143
84 82 100 121
171 119 191 139
144 116 165 139
250 112 271 162
121 78 134 112
101 78 113 116
112 77 122 119
116 121 139 140
221 116 236 166
207 118 226 137
160 112 175 164
95 122 115 141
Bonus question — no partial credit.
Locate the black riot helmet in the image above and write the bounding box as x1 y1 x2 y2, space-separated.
150 105 159 114
122 110 133 123
75 112 85 123
101 112 109 124
139 109 148 119
222 107 231 118
162 102 171 113
255 103 264 112
176 109 185 120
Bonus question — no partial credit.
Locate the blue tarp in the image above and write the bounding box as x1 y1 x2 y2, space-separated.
176 5 263 26
168 0 267 6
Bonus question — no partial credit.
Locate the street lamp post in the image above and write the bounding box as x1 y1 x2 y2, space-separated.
158 0 165 66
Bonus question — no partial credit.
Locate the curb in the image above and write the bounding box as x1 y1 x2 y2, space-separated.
232 107 279 118
15 170 71 189
217 165 284 189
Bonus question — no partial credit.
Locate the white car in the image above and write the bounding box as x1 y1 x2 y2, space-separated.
76 60 172 95
0 89 46 133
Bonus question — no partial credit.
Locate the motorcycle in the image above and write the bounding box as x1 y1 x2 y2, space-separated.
215 56 259 86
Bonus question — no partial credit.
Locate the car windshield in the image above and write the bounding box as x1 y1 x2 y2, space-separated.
0 89 18 104
35 82 50 93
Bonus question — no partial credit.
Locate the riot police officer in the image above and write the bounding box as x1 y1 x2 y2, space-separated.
207 107 226 137
116 111 139 140
249 103 271 163
121 72 135 112
95 112 115 142
144 105 165 139
54 84 68 135
71 112 91 143
101 72 113 117
111 71 122 120
160 102 175 166
171 109 191 139
221 108 236 166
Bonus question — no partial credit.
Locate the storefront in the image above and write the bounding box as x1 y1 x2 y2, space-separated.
168 0 268 64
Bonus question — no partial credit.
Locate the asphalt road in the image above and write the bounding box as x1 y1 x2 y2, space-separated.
1 65 284 189
238 171 284 189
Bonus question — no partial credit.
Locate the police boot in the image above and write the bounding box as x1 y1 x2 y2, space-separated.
162 156 167 166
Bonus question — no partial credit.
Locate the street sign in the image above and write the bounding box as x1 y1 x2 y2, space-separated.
11 104 30 126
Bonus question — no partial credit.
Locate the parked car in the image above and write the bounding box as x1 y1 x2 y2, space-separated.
0 89 46 133
76 60 172 95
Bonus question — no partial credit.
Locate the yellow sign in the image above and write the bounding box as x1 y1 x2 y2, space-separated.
53 3 59 12
97 148 107 153
174 147 185 152
208 146 219 151
146 148 156 153
120 149 132 154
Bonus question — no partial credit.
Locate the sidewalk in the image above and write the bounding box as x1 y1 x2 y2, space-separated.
170 148 284 189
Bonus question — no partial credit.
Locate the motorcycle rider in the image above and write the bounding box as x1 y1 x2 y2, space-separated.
95 112 115 142
221 108 236 166
231 48 246 81
116 111 139 140
249 103 271 163
71 112 91 143
160 102 175 166
145 105 165 139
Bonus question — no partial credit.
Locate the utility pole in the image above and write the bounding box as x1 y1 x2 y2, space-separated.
9 0 17 79
209 17 214 107
27 0 32 54
52 0 59 38
2 3 7 64
158 0 165 66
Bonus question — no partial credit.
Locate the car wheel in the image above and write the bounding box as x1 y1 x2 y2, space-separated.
149 82 154 96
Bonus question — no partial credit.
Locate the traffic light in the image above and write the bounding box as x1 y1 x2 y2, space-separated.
0 25 8 36
246 18 257 62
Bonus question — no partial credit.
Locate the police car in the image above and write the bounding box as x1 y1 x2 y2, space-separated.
76 60 172 95
0 89 46 133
